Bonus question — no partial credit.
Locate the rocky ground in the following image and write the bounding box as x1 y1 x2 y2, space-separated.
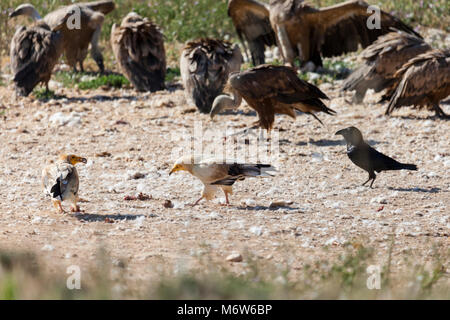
0 77 448 288
0 29 448 293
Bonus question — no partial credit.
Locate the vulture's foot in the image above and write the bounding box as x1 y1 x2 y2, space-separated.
433 105 449 119
96 59 105 73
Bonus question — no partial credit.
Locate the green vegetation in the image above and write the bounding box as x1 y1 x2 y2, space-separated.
1 0 448 60
32 88 56 100
165 66 181 83
0 243 448 299
77 73 130 90
53 71 130 90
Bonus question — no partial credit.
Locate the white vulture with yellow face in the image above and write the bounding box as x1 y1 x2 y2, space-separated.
42 154 87 213
169 155 276 206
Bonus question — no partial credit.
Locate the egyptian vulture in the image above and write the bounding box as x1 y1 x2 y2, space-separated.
42 154 87 213
169 155 276 206
386 49 450 118
111 12 166 92
180 38 243 113
342 30 431 103
229 0 420 67
228 0 276 65
210 64 334 131
10 17 69 96
9 1 115 72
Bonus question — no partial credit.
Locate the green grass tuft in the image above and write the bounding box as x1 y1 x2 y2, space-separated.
53 71 130 90
77 74 130 90
33 88 55 100
165 66 181 83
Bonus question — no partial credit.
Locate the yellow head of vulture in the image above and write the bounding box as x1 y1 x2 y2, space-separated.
59 154 88 165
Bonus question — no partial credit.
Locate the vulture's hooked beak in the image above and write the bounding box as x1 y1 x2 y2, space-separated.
169 164 185 176
75 157 88 164
335 129 346 136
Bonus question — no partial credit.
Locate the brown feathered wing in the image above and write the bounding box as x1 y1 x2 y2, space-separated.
386 49 450 116
111 16 166 92
230 64 333 130
228 0 276 65
181 39 243 113
10 22 64 96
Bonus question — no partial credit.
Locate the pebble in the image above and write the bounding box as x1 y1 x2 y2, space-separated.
226 253 243 262
41 244 54 252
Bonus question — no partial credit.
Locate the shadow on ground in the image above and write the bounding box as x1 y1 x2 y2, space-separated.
72 212 145 222
388 187 441 193
235 204 299 211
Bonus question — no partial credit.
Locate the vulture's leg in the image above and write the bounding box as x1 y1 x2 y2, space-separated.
52 200 65 214
79 61 84 73
70 199 80 212
248 40 265 65
91 26 105 73
297 43 304 64
433 104 449 119
221 187 232 206
191 196 204 207
351 89 365 104
224 192 230 205
276 25 295 67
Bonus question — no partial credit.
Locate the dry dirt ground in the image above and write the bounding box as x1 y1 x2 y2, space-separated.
0 78 448 287
0 30 449 291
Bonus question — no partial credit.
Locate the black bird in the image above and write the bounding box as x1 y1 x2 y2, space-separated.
335 127 417 188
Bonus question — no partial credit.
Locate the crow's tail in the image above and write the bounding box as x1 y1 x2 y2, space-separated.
398 163 418 171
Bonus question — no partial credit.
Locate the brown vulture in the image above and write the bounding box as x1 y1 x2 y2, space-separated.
180 38 243 113
228 0 276 66
9 1 116 72
342 30 431 103
111 12 166 92
10 16 70 96
386 49 450 118
210 64 335 131
229 0 421 67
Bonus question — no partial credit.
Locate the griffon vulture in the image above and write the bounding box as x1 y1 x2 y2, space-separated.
9 1 115 72
228 0 276 65
230 0 420 67
10 16 70 96
180 38 243 113
111 12 166 92
386 49 450 118
342 30 431 103
210 64 335 131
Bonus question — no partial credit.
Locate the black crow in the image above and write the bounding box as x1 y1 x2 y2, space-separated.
335 126 417 188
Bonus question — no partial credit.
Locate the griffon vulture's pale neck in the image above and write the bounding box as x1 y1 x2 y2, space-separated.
15 5 42 21
210 90 243 119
